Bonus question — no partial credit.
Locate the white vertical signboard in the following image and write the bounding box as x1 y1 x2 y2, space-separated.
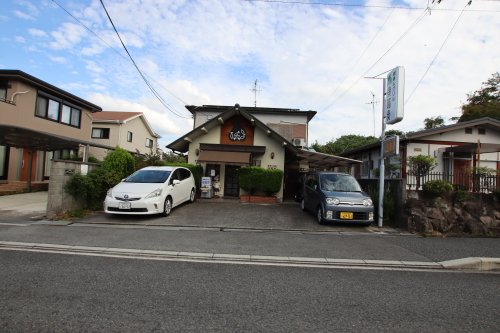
385 66 405 125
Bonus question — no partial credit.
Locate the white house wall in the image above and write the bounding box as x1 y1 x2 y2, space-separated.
422 127 500 144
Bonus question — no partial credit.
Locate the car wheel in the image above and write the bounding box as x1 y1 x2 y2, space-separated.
301 199 306 211
162 197 172 217
189 189 195 203
316 206 325 225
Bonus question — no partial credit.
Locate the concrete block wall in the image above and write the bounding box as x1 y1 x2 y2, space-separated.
46 160 98 219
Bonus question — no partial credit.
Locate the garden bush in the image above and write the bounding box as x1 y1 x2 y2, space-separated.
65 148 135 210
422 180 453 197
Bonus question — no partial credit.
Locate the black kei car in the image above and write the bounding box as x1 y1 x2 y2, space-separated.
300 171 374 225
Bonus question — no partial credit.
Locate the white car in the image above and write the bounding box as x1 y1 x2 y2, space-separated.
104 166 196 216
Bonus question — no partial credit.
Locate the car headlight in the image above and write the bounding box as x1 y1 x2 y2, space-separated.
326 197 340 205
363 199 373 206
145 188 162 199
106 189 113 198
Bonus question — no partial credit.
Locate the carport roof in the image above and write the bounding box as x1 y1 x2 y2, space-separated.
297 149 361 169
0 124 114 151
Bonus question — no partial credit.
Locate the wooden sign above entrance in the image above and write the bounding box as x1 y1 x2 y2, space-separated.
220 116 254 146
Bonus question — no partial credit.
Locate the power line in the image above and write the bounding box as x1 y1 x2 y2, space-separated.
318 7 394 112
244 0 500 12
51 0 190 118
98 0 190 119
320 4 433 113
405 1 471 104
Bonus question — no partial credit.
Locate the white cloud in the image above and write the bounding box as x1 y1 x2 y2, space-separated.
13 1 39 20
15 36 25 43
28 28 47 37
49 23 86 50
13 10 35 20
49 56 67 64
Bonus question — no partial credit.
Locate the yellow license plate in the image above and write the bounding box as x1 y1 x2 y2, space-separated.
340 212 353 219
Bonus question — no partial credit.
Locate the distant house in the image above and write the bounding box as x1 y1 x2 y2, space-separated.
0 69 102 184
89 111 161 161
342 117 500 191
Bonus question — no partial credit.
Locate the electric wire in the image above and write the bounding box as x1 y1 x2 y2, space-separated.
405 2 471 104
318 6 395 113
320 4 434 113
51 0 190 118
99 0 190 119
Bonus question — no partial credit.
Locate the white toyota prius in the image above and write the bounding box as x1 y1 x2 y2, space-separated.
104 166 196 216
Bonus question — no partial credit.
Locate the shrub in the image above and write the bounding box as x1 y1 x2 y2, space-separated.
239 167 283 195
65 148 136 210
453 189 473 203
101 147 135 184
422 180 453 197
239 166 262 194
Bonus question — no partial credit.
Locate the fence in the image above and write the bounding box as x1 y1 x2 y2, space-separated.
406 171 499 193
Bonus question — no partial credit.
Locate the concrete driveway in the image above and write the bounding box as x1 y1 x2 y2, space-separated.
0 193 389 233
0 191 47 221
76 198 385 233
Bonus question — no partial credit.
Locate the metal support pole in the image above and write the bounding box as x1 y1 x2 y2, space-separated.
378 78 387 228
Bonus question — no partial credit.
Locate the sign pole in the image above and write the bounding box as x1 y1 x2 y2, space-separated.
378 78 387 228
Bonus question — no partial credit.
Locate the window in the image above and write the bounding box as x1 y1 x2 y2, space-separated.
35 96 48 117
465 128 473 134
127 131 133 142
478 128 486 135
145 138 154 148
35 93 81 128
92 128 110 139
61 104 81 127
0 80 7 101
47 99 60 121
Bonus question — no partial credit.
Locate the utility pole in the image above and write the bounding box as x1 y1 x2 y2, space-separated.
365 92 377 137
250 80 262 107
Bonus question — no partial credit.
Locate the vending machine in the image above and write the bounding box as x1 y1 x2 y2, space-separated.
200 177 213 198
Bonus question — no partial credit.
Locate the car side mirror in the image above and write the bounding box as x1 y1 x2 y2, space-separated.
172 179 181 186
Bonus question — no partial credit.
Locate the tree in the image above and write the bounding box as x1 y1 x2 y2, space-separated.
313 135 379 155
459 72 500 122
424 116 445 129
385 129 405 137
408 155 437 190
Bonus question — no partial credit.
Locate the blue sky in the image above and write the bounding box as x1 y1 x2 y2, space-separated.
1 0 499 150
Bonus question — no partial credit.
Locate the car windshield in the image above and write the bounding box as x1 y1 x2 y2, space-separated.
319 174 362 192
125 170 171 183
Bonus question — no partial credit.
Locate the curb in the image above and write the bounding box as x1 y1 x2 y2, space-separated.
1 241 498 271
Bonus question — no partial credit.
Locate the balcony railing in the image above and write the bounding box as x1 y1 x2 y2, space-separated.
407 172 499 193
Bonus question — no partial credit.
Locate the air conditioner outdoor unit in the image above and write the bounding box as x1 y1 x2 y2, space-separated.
292 138 306 147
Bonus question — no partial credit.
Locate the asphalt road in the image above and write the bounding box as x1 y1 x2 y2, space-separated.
1 250 499 333
1 224 499 262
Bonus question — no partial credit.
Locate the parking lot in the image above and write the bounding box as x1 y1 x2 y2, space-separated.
76 198 385 233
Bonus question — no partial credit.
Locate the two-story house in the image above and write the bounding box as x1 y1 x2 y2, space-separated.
89 111 161 161
167 104 359 200
0 69 103 187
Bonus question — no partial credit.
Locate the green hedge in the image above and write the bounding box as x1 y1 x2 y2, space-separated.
239 167 284 195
